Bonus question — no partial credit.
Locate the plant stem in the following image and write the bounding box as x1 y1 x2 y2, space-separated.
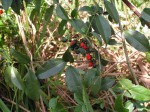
1 95 30 112
122 0 150 28
119 22 139 85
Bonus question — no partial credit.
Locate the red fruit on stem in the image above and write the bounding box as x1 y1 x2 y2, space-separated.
89 61 93 67
80 42 85 47
0 9 3 15
70 41 75 46
82 45 87 49
86 54 91 60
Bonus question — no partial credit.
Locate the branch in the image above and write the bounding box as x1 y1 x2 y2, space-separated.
122 0 150 28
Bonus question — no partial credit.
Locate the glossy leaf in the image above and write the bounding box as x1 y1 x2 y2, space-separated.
91 32 102 45
58 20 67 36
56 5 69 20
24 70 40 101
119 79 150 101
37 59 66 79
5 66 24 90
91 15 111 44
125 101 134 112
74 93 83 105
70 19 88 34
1 0 12 12
83 87 94 112
84 69 97 87
141 8 150 22
11 0 22 15
101 77 115 90
79 6 93 13
124 30 150 52
128 85 150 101
90 76 101 95
115 94 129 112
63 48 74 63
49 97 58 111
104 0 119 23
65 66 83 94
10 49 30 64
0 99 11 112
71 8 78 18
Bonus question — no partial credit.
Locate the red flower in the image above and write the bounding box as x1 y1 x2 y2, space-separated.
0 9 3 15
86 54 91 60
89 61 93 67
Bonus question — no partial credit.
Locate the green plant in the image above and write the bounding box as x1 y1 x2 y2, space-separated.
0 0 150 112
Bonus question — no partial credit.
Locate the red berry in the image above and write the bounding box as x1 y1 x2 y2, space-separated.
70 41 75 46
86 54 91 60
89 61 93 67
82 45 87 49
0 9 3 15
80 42 85 47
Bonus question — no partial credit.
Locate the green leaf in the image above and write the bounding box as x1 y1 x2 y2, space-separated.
84 69 101 95
37 59 66 79
1 0 12 12
58 20 67 36
119 79 150 101
10 49 30 64
40 5 54 41
71 8 78 18
91 32 102 46
44 5 54 22
83 87 94 112
24 70 40 101
84 69 97 87
115 94 129 112
74 93 83 105
108 39 117 45
128 85 150 101
90 76 101 95
91 15 111 44
63 48 74 63
56 5 69 20
0 99 11 112
49 97 58 110
101 77 115 90
79 6 93 13
4 66 24 90
70 19 88 34
141 8 150 22
125 101 134 112
124 30 150 52
119 79 133 90
65 66 83 94
11 0 22 15
146 52 150 62
104 0 119 23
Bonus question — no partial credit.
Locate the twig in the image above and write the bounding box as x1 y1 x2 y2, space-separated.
40 96 46 112
122 0 150 28
1 95 30 112
15 14 35 73
119 21 139 85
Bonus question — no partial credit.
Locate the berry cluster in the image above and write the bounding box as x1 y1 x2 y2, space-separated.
70 39 96 68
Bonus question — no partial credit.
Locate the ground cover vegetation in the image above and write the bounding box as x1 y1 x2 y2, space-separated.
0 0 150 112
